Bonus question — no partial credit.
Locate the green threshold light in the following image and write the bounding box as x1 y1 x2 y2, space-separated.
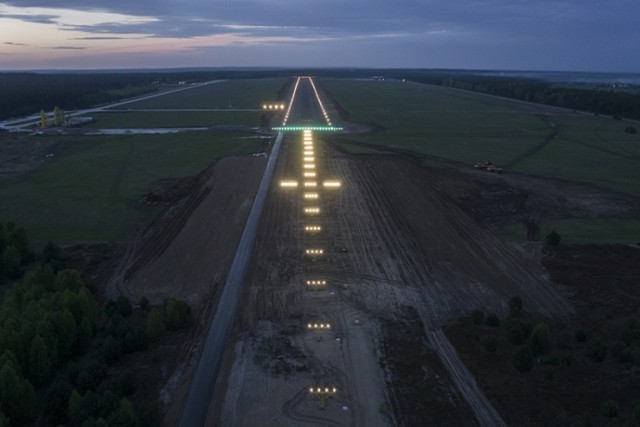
273 126 343 132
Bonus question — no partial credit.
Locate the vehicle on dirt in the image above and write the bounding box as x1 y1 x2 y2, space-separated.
474 160 503 174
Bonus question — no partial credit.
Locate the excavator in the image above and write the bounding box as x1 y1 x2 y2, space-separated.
473 160 503 174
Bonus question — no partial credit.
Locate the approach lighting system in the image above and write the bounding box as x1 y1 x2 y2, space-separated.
305 279 326 285
304 172 316 178
304 150 314 155
262 103 285 110
323 181 341 188
304 226 322 232
307 323 331 329
279 180 298 188
304 182 317 187
303 193 319 199
309 387 337 394
303 164 315 169
273 126 342 132
304 207 320 214
305 249 324 255
304 156 314 162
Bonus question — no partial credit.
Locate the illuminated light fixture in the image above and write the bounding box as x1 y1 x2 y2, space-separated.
272 126 343 132
279 180 298 187
309 387 337 394
303 172 316 178
304 157 314 162
303 193 319 199
305 279 326 285
303 150 314 155
304 182 317 187
281 77 301 126
304 226 322 232
304 207 320 214
307 323 331 329
323 181 341 188
303 164 315 169
305 249 324 255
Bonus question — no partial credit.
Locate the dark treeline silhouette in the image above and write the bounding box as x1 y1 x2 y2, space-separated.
2 69 640 122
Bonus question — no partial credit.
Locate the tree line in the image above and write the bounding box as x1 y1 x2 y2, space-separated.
0 221 192 426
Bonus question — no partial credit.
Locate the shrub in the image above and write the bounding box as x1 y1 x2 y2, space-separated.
470 309 484 325
602 400 618 418
164 298 191 330
587 340 607 363
545 231 561 246
139 297 150 311
486 313 500 327
481 336 497 353
115 295 132 317
529 323 551 356
512 347 533 373
3 245 22 279
508 296 523 318
507 319 527 345
146 308 165 341
613 344 634 364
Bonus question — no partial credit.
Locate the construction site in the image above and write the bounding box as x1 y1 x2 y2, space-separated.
88 75 638 426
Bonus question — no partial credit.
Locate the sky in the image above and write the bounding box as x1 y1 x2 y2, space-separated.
0 0 639 71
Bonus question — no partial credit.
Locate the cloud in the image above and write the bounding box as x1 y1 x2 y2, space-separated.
1 0 639 71
71 36 138 40
50 46 86 50
0 13 57 24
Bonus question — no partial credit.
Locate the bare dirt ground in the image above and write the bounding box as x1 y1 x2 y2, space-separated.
446 244 640 426
103 154 267 422
207 125 626 426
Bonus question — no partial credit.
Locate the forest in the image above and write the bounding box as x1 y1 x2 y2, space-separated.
0 222 191 426
2 69 639 123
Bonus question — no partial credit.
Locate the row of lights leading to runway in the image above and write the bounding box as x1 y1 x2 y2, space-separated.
299 129 336 399
307 77 333 127
281 76 301 126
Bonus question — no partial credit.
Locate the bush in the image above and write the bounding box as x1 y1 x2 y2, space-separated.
146 308 165 341
587 340 607 363
602 400 618 418
625 125 637 134
164 298 191 330
115 295 133 317
613 344 634 364
470 309 484 324
529 323 551 356
507 319 527 345
3 245 22 279
545 231 561 246
139 296 150 311
486 313 500 327
575 330 587 342
508 296 523 318
512 347 533 373
481 336 497 352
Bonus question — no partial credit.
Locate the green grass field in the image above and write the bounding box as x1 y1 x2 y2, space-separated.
321 79 640 197
0 132 263 243
498 219 640 244
81 111 260 128
117 78 287 110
